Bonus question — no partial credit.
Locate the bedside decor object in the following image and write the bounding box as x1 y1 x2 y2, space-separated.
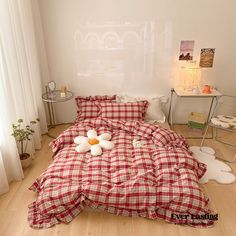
48 81 56 92
11 118 39 168
192 87 200 94
202 85 212 94
74 130 114 156
60 85 68 97
180 61 201 91
46 81 57 99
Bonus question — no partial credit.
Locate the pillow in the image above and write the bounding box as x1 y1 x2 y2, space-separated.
75 95 116 121
97 101 148 121
116 95 166 123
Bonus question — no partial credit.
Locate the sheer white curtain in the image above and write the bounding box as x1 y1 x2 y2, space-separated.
0 0 48 195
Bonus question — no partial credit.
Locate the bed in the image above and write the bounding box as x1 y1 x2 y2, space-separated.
28 95 214 229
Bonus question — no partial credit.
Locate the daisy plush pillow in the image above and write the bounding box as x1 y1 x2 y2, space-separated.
74 130 114 156
116 95 167 123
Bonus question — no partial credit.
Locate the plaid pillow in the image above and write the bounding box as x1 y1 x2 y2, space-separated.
97 101 148 120
75 95 116 121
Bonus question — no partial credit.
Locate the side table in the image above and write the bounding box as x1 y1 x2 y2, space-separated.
42 90 74 138
167 87 222 138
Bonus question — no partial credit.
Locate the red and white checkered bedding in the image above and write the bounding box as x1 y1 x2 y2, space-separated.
28 118 214 229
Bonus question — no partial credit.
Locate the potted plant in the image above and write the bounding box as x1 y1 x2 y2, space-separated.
11 118 39 168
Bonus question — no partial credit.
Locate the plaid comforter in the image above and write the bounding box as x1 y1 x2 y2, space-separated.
28 118 214 228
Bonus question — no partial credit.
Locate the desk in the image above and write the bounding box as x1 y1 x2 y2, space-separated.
168 87 222 138
42 90 74 137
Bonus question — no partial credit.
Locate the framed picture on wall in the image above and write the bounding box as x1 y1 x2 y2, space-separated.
199 48 215 68
48 81 56 92
179 40 195 61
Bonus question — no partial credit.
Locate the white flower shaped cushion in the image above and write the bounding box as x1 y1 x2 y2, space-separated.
74 130 115 156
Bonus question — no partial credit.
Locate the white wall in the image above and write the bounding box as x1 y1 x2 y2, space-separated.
36 0 236 123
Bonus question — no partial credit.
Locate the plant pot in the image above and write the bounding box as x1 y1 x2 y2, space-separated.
20 153 32 169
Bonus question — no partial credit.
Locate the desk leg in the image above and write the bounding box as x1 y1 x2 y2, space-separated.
208 96 219 122
47 102 56 127
206 97 215 123
51 102 56 126
47 102 52 127
168 88 174 128
201 97 218 145
48 103 53 127
46 102 57 139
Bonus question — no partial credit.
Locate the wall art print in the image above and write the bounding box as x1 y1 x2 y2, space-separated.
179 40 194 61
199 48 215 68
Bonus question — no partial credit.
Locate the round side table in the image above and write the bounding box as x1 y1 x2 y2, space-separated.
42 90 74 138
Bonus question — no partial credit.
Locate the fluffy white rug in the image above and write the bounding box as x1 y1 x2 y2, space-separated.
190 146 236 184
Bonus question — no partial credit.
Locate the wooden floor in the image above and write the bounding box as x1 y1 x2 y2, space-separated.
1 125 236 236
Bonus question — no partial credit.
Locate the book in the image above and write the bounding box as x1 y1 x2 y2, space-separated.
188 112 207 129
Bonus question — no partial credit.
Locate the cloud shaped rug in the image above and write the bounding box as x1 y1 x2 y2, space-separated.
190 146 236 184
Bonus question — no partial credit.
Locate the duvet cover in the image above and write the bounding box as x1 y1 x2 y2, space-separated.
28 118 214 228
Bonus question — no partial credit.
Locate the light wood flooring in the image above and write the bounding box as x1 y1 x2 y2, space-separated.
0 125 236 236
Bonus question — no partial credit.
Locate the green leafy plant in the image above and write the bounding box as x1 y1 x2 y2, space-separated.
11 118 39 159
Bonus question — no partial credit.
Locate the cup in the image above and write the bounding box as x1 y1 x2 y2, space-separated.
202 85 212 94
192 87 200 94
61 85 68 94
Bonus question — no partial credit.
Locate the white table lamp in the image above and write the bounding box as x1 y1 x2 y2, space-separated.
181 61 201 92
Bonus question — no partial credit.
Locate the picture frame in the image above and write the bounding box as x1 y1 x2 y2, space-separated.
48 81 56 92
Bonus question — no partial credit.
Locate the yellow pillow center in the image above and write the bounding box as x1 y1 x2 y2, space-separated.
88 138 99 145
